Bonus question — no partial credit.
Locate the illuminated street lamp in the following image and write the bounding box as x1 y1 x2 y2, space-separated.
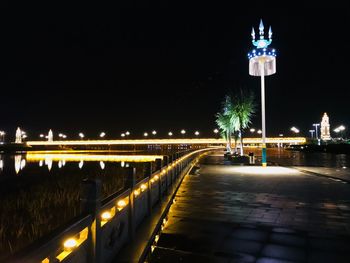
168 132 173 136
100 132 106 138
309 129 315 138
194 131 200 136
152 130 157 136
334 125 346 139
257 130 262 134
213 129 219 134
39 134 44 138
313 123 320 140
248 20 276 167
250 128 256 133
79 133 84 139
181 129 186 135
125 131 130 136
290 127 300 134
144 132 148 137
0 131 5 143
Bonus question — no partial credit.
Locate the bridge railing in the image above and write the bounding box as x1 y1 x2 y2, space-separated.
9 147 219 263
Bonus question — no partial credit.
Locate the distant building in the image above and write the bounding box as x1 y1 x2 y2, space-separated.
321 112 331 141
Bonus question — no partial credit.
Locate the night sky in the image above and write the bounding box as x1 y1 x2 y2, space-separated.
1 7 349 139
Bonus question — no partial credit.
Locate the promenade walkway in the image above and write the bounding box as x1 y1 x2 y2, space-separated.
149 153 350 262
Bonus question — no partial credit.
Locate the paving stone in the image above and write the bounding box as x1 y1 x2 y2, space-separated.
218 238 263 255
256 257 299 263
307 250 350 263
151 247 230 263
270 233 306 247
272 228 296 234
261 244 306 262
230 228 269 242
214 251 256 262
309 237 350 252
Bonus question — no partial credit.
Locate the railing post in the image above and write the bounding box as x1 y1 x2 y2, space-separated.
144 162 152 215
163 156 169 195
155 158 162 201
126 167 137 241
169 155 174 185
80 179 102 263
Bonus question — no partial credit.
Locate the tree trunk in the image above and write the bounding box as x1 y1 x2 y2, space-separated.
239 129 244 156
227 130 232 153
234 135 238 154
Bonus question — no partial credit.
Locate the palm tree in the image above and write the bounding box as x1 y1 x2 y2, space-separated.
231 90 256 156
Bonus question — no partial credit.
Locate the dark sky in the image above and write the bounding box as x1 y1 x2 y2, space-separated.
1 7 349 139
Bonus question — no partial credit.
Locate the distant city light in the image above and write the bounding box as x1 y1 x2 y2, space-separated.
100 161 105 170
144 132 148 137
257 130 262 134
168 132 173 136
121 133 125 137
125 131 130 136
291 127 300 133
250 128 256 133
79 133 84 139
100 132 106 138
194 131 199 136
213 129 219 134
152 130 157 135
181 129 186 135
334 125 345 133
39 134 44 138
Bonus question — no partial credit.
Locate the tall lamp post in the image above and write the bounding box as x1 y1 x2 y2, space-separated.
313 123 320 145
248 19 277 167
309 129 315 139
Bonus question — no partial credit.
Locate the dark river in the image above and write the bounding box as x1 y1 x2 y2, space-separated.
264 147 350 168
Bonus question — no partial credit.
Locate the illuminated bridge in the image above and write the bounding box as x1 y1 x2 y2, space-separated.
26 137 306 147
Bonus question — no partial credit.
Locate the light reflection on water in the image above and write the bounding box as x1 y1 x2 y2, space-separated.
0 151 163 176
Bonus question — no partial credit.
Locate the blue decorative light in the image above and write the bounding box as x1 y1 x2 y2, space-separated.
248 19 277 60
251 19 273 50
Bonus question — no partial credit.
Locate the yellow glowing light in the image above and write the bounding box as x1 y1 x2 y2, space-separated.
150 178 155 184
155 235 160 243
63 238 77 251
26 153 164 163
41 258 49 263
26 137 306 146
101 211 112 221
134 189 140 197
140 184 147 192
56 228 88 261
117 199 127 210
154 175 159 181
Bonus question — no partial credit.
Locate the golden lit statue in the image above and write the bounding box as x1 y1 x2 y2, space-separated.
321 112 331 141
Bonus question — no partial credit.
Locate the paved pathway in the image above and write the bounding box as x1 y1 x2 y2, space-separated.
150 153 350 262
